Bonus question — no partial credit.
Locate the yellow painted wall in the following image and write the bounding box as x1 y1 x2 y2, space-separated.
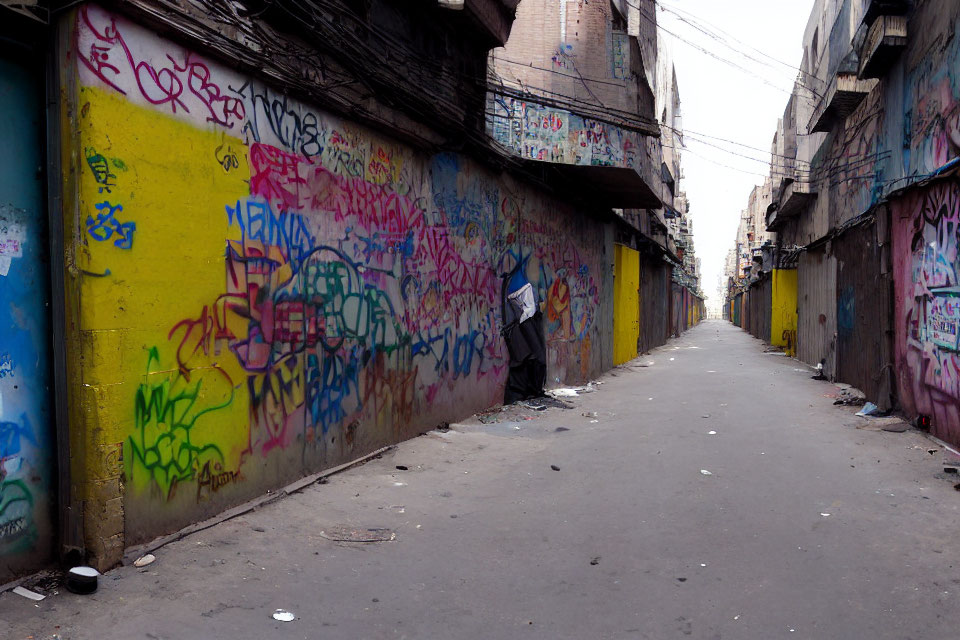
771 269 799 356
613 244 640 365
69 85 254 554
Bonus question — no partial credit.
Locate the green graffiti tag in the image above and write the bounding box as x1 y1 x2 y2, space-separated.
127 347 234 500
0 478 35 549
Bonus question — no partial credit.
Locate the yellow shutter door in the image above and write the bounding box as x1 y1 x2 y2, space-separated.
613 244 640 365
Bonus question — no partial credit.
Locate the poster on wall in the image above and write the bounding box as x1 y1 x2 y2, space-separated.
928 288 960 352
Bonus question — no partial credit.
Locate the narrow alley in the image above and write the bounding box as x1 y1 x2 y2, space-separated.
4 320 959 640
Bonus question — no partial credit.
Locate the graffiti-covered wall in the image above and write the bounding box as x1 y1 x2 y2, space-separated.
892 179 960 445
66 5 613 552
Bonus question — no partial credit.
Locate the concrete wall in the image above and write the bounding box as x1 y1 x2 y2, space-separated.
64 4 614 563
486 0 662 199
891 179 960 444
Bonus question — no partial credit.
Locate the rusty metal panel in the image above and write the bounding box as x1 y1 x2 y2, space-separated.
798 247 838 378
835 220 894 408
742 290 750 333
671 282 684 337
638 255 670 353
747 275 772 343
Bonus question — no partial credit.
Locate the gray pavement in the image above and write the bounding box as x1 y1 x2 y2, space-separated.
3 319 960 639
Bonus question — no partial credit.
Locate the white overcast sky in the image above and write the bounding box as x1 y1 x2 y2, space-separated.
657 0 815 311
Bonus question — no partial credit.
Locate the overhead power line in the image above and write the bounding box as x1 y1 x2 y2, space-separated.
655 0 824 92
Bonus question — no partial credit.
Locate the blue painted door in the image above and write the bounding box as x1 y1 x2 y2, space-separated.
0 52 55 580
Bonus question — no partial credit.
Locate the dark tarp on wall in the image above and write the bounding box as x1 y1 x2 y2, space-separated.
501 266 546 404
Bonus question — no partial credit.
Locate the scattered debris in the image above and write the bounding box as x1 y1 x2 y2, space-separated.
550 464 561 471
855 402 880 416
820 513 831 517
272 609 296 622
518 400 548 411
133 553 156 568
12 586 45 601
395 465 409 471
15 571 62 599
546 384 597 399
700 469 713 476
528 396 575 410
582 411 598 418
252 526 266 532
701 414 711 419
590 557 601 566
953 483 960 492
590 419 599 423
834 387 867 406
555 427 570 432
708 431 717 435
677 577 687 582
319 526 396 543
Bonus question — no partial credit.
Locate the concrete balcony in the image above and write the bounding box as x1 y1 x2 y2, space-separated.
808 72 879 133
861 0 909 27
767 179 816 230
858 15 907 79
